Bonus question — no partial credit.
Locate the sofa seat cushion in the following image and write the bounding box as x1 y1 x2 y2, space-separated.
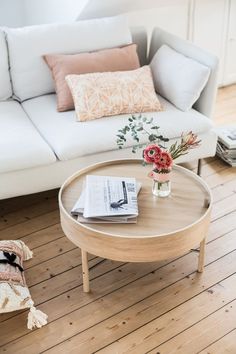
22 94 213 162
0 30 12 100
0 101 56 173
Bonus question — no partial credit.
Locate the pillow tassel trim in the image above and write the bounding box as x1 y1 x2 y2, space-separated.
27 305 48 330
17 240 33 260
0 240 48 330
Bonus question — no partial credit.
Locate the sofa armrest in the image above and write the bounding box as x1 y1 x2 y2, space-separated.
149 27 219 119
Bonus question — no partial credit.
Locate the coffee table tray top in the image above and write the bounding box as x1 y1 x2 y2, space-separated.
59 159 212 264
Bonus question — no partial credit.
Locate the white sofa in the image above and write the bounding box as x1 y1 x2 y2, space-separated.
0 17 219 200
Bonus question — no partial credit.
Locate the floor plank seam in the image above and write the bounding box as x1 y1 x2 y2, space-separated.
0 194 58 218
1 219 235 329
0 255 98 324
6 252 236 353
211 208 236 223
0 260 124 328
16 222 60 241
27 256 99 289
0 208 58 232
4 199 235 273
25 240 78 271
145 297 236 354
55 271 236 354
26 219 236 288
204 226 236 246
2 233 235 331
195 327 236 354
25 211 236 274
212 192 236 204
29 235 65 252
0 256 186 345
205 174 236 187
202 166 230 178
0 204 59 231
213 192 236 206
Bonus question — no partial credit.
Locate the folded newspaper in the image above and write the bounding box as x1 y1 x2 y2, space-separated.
71 175 141 223
216 126 236 149
215 126 236 167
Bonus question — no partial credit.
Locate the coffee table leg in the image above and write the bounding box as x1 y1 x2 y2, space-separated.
198 238 206 273
81 249 90 293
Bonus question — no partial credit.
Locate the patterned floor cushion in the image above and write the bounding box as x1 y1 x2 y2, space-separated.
0 240 47 329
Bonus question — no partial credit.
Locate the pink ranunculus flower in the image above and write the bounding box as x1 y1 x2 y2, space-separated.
154 151 173 171
143 144 162 164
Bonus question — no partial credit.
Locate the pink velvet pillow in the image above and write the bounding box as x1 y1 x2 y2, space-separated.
44 44 140 112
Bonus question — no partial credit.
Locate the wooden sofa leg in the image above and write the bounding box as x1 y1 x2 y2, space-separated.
197 159 202 176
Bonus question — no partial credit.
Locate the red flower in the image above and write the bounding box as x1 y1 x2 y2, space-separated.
154 151 173 171
143 144 162 163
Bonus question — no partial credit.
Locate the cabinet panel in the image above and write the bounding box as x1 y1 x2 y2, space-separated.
193 0 227 84
224 0 236 84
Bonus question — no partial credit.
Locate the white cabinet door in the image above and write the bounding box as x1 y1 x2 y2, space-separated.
192 0 228 84
224 0 236 85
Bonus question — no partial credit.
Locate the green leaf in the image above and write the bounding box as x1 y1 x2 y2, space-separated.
146 117 154 124
148 134 156 142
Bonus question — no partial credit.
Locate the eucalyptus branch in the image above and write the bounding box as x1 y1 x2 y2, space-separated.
116 114 169 153
116 115 200 163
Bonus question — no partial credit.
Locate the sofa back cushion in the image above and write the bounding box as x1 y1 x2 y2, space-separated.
149 27 218 118
150 45 210 111
0 29 12 101
130 26 147 66
6 16 132 101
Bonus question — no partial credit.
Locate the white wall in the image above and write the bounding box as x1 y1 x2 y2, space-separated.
126 0 189 41
78 0 178 20
191 0 228 84
0 0 25 27
23 0 88 25
223 0 236 85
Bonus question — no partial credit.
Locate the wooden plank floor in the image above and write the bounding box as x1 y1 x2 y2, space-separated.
0 85 236 354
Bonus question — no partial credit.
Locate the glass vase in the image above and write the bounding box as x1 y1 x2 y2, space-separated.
152 171 171 197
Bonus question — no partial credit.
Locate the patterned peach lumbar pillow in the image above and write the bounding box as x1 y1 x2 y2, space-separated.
65 65 162 122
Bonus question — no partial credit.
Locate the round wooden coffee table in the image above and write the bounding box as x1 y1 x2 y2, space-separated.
59 159 212 293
